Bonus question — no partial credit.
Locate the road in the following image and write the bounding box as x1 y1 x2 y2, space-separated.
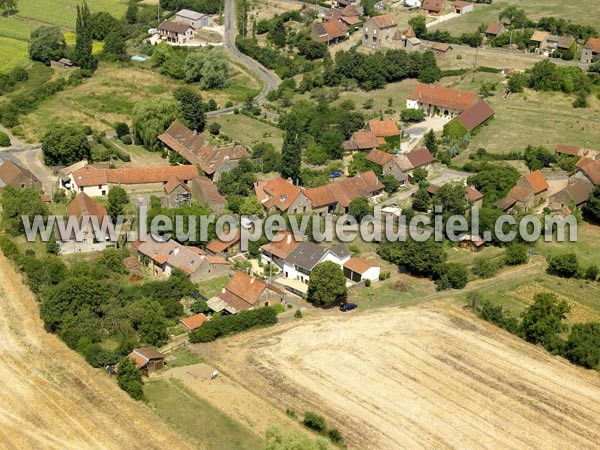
208 0 281 117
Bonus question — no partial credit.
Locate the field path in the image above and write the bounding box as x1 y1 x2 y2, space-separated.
0 253 190 450
202 303 600 449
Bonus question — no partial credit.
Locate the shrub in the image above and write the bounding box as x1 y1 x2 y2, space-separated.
472 257 499 279
0 131 10 147
114 122 130 138
303 412 327 433
209 122 221 135
364 279 371 287
565 322 600 369
546 253 579 278
188 306 278 343
121 135 132 145
433 263 468 289
504 244 528 266
272 303 286 314
328 428 343 443
585 264 599 281
294 308 303 319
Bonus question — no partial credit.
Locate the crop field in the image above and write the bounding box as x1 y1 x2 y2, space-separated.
430 0 600 35
0 252 189 449
14 0 127 29
203 303 600 449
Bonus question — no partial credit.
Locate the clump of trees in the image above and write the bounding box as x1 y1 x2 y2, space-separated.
307 262 348 307
42 124 92 166
132 96 181 151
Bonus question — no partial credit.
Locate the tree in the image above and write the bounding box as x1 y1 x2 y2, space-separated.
239 195 264 217
378 238 447 276
585 264 599 281
269 19 287 48
42 124 91 166
467 164 520 205
208 122 221 135
114 122 130 138
46 229 60 255
504 243 528 265
499 6 528 28
307 262 348 307
125 0 138 24
117 356 144 400
418 50 441 83
472 256 498 279
584 185 600 223
507 72 527 93
1 187 49 235
134 299 169 346
174 86 206 132
280 131 301 183
565 322 600 369
401 108 426 123
0 131 10 147
408 16 427 38
90 11 119 40
348 197 373 222
0 0 17 15
186 49 231 89
423 129 438 156
297 36 327 60
252 142 281 173
433 263 468 290
132 96 181 151
107 186 129 221
29 26 66 65
102 30 127 61
190 299 209 314
521 292 570 346
546 253 579 278
74 1 97 71
381 174 399 194
431 183 468 221
412 188 431 211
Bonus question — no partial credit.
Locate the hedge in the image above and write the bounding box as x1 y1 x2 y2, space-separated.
0 131 10 147
100 137 131 162
189 306 278 343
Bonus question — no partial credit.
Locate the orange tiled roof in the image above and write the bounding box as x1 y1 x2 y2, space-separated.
66 192 107 220
555 144 582 156
260 231 302 259
422 0 445 13
584 37 600 52
367 119 399 137
371 13 396 28
72 164 198 187
581 160 600 185
408 83 478 112
180 313 209 331
304 171 384 208
343 257 378 275
405 147 435 169
366 149 394 166
206 233 241 254
254 176 302 212
456 101 494 131
485 22 504 36
525 170 549 194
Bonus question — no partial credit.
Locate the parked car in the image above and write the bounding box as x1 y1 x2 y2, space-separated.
340 303 358 312
330 171 342 178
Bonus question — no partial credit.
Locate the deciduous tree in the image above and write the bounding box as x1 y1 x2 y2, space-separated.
307 261 347 307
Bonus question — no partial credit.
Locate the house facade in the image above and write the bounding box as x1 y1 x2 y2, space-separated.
0 160 43 192
191 175 226 214
343 257 380 282
363 14 397 50
281 241 351 284
254 176 312 214
158 21 195 44
207 271 284 314
581 37 600 64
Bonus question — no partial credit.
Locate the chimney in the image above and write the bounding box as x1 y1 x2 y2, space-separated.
286 234 291 244
173 247 180 255
221 288 226 294
250 277 255 284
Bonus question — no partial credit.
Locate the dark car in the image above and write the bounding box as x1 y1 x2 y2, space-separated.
340 303 358 312
330 171 342 178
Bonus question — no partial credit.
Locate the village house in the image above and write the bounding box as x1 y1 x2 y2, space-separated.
157 21 195 44
0 159 43 193
517 170 549 204
133 236 231 282
281 241 351 284
191 175 226 214
343 131 380 152
405 147 436 175
429 42 453 59
484 22 506 38
207 271 284 314
366 119 400 140
343 256 381 282
163 176 192 208
179 313 209 332
530 31 549 52
581 37 600 64
363 14 397 50
549 179 593 214
546 35 575 53
304 171 385 215
339 4 361 27
576 157 600 185
406 82 479 117
260 231 303 270
254 176 312 214
392 26 421 50
205 233 241 257
57 192 116 255
311 19 349 46
63 164 199 197
366 149 407 186
127 348 165 376
175 9 211 29
495 170 549 213
159 120 250 181
455 100 494 132
453 1 473 14
421 0 445 15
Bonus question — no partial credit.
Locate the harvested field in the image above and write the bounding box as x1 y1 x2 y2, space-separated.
0 253 189 450
203 303 600 449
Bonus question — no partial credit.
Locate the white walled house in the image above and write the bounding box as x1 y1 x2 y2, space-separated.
281 241 351 284
343 257 381 282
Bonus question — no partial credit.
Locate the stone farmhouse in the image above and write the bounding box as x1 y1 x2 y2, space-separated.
0 159 43 193
406 83 479 118
207 271 284 314
363 14 397 50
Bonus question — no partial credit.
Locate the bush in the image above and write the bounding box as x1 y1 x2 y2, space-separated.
0 131 10 147
294 308 303 319
585 264 599 281
121 135 132 145
188 307 278 343
565 322 600 369
433 263 468 290
114 122 130 138
209 122 221 135
364 279 371 287
546 253 579 278
504 244 528 266
303 412 327 433
472 257 499 279
272 303 286 314
328 428 343 443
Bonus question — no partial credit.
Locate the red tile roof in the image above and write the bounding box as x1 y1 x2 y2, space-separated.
164 176 190 194
408 83 478 112
454 1 472 7
352 131 379 150
72 164 198 187
367 119 399 137
343 257 378 275
485 22 505 36
260 231 302 259
371 13 396 28
465 186 484 202
422 0 445 13
158 21 192 34
456 101 494 131
217 271 282 311
206 233 241 254
525 170 549 194
341 4 360 17
192 176 226 204
304 171 384 208
581 160 600 185
0 160 40 186
180 313 209 331
254 177 302 212
66 193 107 220
405 148 435 169
583 37 600 53
556 144 582 156
507 185 533 203
128 348 164 370
366 149 394 166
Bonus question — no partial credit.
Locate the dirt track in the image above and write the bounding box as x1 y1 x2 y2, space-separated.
0 254 190 450
203 303 600 449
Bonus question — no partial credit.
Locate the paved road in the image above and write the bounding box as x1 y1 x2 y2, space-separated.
208 0 281 117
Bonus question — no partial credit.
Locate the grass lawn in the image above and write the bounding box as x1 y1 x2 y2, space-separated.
145 378 263 450
196 275 229 299
430 0 600 35
209 114 284 149
165 346 203 369
349 273 437 310
0 36 29 72
14 0 128 29
445 74 600 163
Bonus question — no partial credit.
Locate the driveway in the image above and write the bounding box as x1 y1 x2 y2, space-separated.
426 12 459 28
401 116 449 152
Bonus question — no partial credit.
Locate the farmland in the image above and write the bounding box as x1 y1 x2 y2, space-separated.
201 302 600 449
430 0 600 35
13 0 127 29
0 252 189 449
